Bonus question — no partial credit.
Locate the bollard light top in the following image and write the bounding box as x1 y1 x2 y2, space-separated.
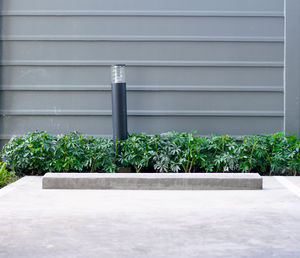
112 64 126 67
111 64 126 83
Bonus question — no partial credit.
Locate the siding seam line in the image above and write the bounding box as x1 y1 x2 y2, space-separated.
1 36 285 42
1 60 284 67
0 10 284 17
0 110 284 117
0 85 284 92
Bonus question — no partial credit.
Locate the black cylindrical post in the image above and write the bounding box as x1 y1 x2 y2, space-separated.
111 64 128 144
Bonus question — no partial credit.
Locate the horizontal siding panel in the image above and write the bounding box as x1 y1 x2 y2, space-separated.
1 16 284 37
1 67 283 86
2 0 284 12
1 61 284 67
0 116 283 136
128 117 284 135
2 41 284 62
0 85 284 92
1 36 284 42
0 91 283 112
1 11 284 17
0 110 284 117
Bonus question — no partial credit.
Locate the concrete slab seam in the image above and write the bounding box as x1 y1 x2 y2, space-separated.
0 177 26 198
275 176 300 198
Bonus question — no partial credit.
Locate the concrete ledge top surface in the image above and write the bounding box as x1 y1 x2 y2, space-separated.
43 173 261 179
43 173 262 190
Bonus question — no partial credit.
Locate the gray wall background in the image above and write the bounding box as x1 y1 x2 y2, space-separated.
0 0 298 142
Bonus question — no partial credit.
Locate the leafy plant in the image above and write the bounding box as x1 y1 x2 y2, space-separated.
118 133 153 172
82 136 117 173
236 135 270 173
286 134 300 175
53 132 86 172
1 131 56 175
0 162 16 188
149 132 182 173
51 132 116 173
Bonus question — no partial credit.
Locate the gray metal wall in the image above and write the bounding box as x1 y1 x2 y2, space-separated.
0 0 291 141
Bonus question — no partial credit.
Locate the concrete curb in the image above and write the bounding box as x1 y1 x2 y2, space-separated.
42 173 263 190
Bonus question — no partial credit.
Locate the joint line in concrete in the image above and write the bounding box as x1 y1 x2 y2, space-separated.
275 176 300 198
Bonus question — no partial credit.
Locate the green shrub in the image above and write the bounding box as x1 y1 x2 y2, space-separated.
1 131 56 175
236 132 300 175
81 135 116 173
118 133 153 172
1 131 116 175
0 162 15 188
149 131 201 173
285 134 300 175
1 131 299 175
149 132 183 173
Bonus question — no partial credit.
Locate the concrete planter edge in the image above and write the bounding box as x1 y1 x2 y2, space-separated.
42 172 263 190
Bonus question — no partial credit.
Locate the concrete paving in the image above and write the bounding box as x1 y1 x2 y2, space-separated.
1 176 300 258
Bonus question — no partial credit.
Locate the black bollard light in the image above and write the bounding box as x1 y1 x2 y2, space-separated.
111 64 128 145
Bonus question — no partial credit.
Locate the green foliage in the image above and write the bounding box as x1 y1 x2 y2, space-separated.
1 131 116 175
53 132 85 172
149 131 201 172
82 136 116 173
1 131 299 175
1 131 56 175
149 132 183 173
0 162 15 188
285 134 300 175
236 132 300 175
118 133 153 172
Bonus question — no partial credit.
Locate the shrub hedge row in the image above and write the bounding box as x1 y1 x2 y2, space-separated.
1 131 299 175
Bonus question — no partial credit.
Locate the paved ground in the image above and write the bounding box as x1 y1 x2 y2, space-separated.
1 176 300 258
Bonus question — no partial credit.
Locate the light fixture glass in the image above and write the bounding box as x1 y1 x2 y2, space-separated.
111 64 126 84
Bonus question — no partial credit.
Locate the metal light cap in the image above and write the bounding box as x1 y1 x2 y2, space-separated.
111 64 126 84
